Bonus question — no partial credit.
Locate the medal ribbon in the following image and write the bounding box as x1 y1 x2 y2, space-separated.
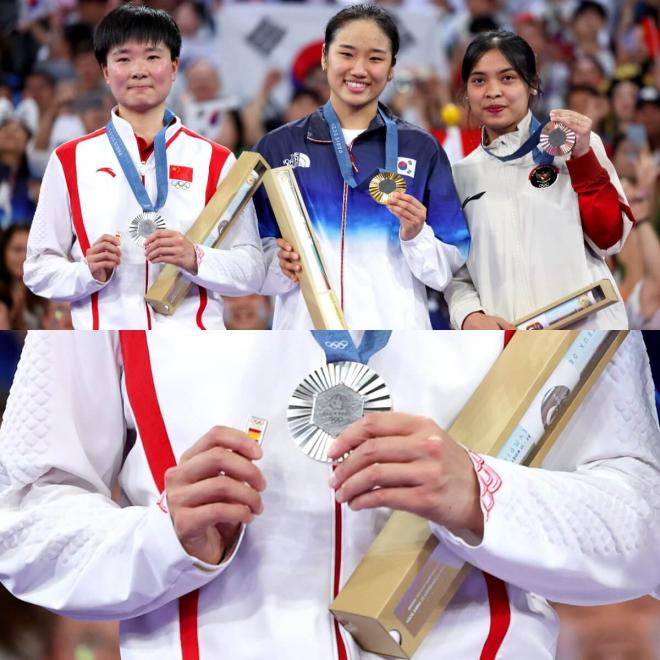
483 114 554 166
106 108 175 212
312 330 391 365
323 101 398 189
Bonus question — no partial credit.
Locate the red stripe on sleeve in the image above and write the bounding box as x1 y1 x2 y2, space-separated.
56 129 106 329
566 148 627 249
480 573 512 659
119 331 200 660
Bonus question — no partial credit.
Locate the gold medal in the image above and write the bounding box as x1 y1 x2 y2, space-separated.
368 172 406 205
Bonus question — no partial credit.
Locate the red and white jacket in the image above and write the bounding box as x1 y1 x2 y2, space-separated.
444 112 633 329
0 331 659 660
23 110 264 329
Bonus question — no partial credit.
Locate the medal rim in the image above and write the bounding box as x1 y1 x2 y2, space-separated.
287 361 393 463
369 172 407 205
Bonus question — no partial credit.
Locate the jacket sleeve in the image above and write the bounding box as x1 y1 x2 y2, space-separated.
432 332 660 604
23 152 111 302
567 132 634 257
442 264 485 329
182 153 265 295
0 332 234 620
400 142 469 292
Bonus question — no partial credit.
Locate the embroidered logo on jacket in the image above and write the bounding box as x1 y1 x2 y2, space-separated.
284 152 311 168
461 191 486 209
96 167 116 178
397 157 416 177
170 164 193 190
468 450 502 520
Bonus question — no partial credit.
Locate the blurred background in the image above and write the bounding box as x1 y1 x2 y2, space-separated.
0 0 655 328
0 329 659 659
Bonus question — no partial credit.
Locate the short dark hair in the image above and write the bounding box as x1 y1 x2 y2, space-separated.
324 4 399 66
461 30 541 96
93 3 181 66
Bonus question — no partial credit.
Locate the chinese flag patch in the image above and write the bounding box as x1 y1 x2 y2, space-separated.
169 165 193 182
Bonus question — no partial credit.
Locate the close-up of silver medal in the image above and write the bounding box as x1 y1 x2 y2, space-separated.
287 361 392 463
538 121 576 157
129 211 167 246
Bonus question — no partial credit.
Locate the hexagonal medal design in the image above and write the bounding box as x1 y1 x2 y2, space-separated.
311 383 365 437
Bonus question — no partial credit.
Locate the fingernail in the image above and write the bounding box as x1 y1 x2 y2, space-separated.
335 489 345 503
328 474 337 488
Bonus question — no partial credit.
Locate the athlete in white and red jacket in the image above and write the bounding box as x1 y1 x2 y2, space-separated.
0 331 658 660
23 5 264 329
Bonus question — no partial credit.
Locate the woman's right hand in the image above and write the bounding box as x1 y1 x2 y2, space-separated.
276 238 302 282
86 234 121 283
164 426 266 565
462 311 515 330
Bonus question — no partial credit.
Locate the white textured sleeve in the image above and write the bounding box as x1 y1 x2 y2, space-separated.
399 223 466 292
443 264 485 329
183 153 265 295
259 236 298 296
432 332 660 604
22 153 110 302
0 332 230 620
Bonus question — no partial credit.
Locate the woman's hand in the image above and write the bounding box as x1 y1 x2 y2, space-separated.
275 238 301 282
549 109 592 159
144 230 197 273
165 426 266 565
462 311 515 330
328 412 483 537
387 192 427 241
86 234 121 282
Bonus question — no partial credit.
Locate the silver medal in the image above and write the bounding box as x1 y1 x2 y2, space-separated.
129 211 167 246
287 361 392 463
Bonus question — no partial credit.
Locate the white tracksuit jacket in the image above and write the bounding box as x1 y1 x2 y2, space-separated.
23 110 264 329
444 112 631 330
0 331 659 660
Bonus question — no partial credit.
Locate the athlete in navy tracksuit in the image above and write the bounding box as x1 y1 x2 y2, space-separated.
254 103 469 329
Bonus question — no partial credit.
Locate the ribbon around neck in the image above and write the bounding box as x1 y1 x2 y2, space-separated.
483 114 554 166
106 108 175 212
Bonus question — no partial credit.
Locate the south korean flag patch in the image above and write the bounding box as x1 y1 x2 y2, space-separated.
397 157 416 178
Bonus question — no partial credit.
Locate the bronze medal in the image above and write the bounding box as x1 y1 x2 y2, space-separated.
538 121 576 157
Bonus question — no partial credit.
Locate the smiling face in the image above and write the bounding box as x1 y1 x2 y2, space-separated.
466 48 533 141
102 40 178 115
322 19 394 126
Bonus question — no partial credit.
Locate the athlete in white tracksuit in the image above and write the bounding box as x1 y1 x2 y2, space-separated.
23 110 264 329
0 331 658 659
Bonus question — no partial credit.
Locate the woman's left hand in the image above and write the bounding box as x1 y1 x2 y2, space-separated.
549 109 592 159
327 412 484 537
144 230 197 274
386 192 427 241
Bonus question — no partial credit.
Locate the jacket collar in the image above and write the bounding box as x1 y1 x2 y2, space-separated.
306 102 394 143
109 107 181 163
481 109 533 156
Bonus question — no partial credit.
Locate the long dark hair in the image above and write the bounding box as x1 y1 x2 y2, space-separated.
461 30 542 95
324 4 400 66
0 224 46 328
